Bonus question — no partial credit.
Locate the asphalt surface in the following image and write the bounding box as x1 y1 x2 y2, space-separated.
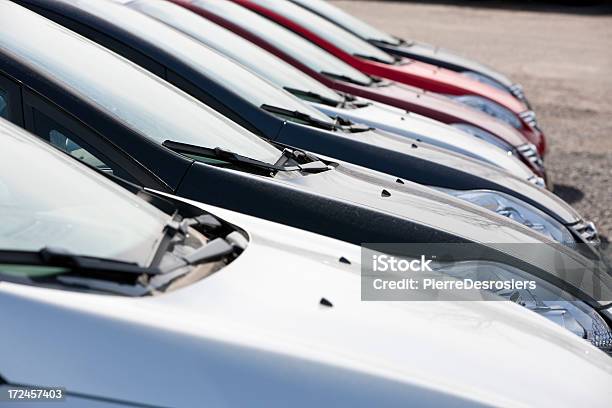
331 1 612 241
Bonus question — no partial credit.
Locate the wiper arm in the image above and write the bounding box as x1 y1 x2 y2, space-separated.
261 104 336 131
285 87 342 107
164 140 288 174
332 115 374 133
261 103 372 136
150 213 227 268
393 36 414 47
272 147 330 173
354 53 394 65
163 140 329 174
321 71 372 86
39 247 160 276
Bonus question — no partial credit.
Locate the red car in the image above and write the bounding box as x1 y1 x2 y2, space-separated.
170 0 546 173
230 0 545 155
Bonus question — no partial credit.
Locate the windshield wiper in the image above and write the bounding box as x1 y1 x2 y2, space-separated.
354 53 395 65
333 116 373 133
149 214 188 268
261 104 336 131
262 103 371 134
163 140 329 174
285 88 342 107
0 235 240 288
337 92 371 110
321 71 372 86
374 37 405 47
0 247 161 286
393 36 414 47
150 213 227 268
272 146 330 173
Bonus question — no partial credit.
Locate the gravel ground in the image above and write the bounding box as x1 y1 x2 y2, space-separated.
331 1 612 241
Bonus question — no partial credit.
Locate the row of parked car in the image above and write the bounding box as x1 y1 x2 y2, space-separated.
0 0 611 406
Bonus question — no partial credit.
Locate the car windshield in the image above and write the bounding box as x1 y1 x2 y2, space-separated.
247 0 396 64
0 1 281 165
191 0 373 87
81 0 334 123
0 119 170 266
289 0 400 45
129 0 343 106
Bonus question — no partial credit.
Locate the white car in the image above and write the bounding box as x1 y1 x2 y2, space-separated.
0 119 611 407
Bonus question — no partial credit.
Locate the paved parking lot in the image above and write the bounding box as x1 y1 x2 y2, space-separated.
332 0 612 240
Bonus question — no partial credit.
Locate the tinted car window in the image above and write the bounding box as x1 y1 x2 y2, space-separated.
50 129 111 173
289 0 400 45
129 0 343 106
30 107 137 183
0 89 7 119
248 0 396 64
0 1 281 164
192 0 373 86
0 119 170 266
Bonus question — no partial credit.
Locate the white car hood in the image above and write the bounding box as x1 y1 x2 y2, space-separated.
1 201 611 408
310 99 533 179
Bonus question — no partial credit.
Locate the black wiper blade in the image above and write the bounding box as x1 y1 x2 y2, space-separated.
261 104 336 131
285 87 342 107
39 247 161 275
163 140 329 174
164 140 287 173
321 71 372 86
0 247 161 285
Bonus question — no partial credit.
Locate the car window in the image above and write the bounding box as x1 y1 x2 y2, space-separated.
0 89 8 119
30 108 137 183
129 0 343 107
0 1 282 165
49 130 112 174
0 119 170 266
289 0 400 45
248 0 396 64
192 0 373 86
